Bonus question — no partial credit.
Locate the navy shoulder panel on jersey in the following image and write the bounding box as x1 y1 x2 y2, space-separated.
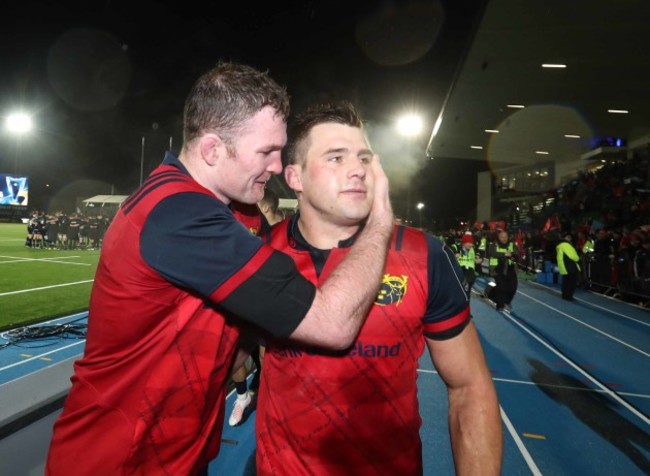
423 233 471 339
141 192 264 298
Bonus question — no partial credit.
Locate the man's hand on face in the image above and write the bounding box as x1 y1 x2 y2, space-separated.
366 154 393 230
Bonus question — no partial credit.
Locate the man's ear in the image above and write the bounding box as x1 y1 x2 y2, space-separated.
199 134 225 166
284 164 303 193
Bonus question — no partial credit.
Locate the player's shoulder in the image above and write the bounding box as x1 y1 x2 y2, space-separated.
390 224 441 255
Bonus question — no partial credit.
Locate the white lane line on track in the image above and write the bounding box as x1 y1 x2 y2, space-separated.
0 312 89 339
573 298 650 327
493 376 650 399
0 255 91 266
34 312 89 324
418 370 650 399
0 340 85 372
417 369 650 398
501 310 650 426
0 255 81 259
527 281 650 327
417 368 542 474
43 312 87 321
500 405 542 476
518 291 650 358
0 280 94 297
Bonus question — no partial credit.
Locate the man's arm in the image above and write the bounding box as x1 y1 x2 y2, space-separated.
426 322 503 475
144 156 392 351
288 155 394 350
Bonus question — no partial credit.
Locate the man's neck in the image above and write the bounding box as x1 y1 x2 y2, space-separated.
178 150 230 204
296 210 360 250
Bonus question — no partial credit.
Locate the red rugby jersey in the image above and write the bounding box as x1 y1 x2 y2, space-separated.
256 217 470 476
47 163 273 475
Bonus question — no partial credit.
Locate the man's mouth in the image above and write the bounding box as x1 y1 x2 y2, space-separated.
341 189 367 197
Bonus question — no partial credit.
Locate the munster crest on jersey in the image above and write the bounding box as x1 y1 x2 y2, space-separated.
375 274 408 306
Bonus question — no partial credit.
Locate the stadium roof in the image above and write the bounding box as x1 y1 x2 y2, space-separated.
426 0 650 168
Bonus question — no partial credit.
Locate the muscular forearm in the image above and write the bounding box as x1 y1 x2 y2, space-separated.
289 221 392 350
448 384 503 475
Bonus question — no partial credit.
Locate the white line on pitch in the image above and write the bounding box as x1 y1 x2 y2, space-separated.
0 255 91 266
0 280 94 297
518 291 650 357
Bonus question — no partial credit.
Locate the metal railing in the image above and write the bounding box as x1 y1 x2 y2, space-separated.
516 247 650 307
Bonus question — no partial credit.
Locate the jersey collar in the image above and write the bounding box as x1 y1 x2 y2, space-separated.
287 213 361 251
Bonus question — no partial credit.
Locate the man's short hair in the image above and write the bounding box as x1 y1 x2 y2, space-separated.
183 61 290 146
284 101 364 167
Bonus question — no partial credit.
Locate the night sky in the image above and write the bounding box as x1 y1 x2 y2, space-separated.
0 0 487 228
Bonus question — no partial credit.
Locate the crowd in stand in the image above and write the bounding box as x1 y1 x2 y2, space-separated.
549 155 649 233
440 225 650 306
440 154 650 305
25 211 110 250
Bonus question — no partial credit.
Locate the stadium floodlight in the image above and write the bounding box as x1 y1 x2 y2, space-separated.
5 112 33 135
4 111 34 174
416 202 425 227
395 112 425 222
396 113 424 138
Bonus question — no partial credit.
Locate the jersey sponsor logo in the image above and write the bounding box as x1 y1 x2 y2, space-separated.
248 226 259 236
375 274 408 306
348 340 401 357
273 340 402 359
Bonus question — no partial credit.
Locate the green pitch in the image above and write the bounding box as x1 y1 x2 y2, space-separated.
0 223 99 331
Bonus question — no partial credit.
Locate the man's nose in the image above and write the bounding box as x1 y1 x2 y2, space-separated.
347 157 367 179
268 153 283 175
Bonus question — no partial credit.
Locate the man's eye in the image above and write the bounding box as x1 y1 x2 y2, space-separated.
328 156 342 162
359 156 372 164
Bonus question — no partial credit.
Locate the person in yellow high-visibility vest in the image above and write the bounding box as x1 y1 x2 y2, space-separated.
557 233 581 300
487 230 518 311
456 232 482 297
476 232 488 275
